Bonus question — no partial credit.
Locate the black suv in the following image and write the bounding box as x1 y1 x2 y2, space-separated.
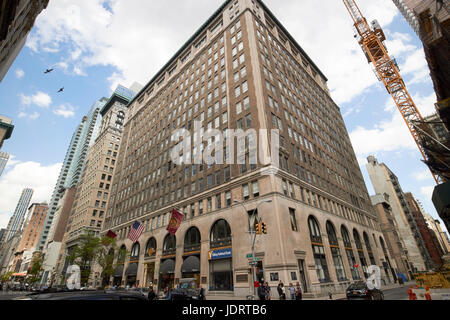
170 279 200 301
346 281 384 300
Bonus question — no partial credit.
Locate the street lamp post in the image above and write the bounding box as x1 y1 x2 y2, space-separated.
234 198 272 300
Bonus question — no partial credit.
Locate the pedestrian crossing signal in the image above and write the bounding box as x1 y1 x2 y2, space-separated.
255 222 262 235
262 222 267 234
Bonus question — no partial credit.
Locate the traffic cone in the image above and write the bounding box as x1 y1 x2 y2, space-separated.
425 287 431 301
408 286 417 300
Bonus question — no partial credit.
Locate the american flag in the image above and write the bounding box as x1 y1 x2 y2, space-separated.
127 221 145 243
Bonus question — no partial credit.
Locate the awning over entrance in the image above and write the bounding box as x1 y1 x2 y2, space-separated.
125 263 138 276
12 272 27 277
159 259 175 274
113 264 124 277
181 256 200 273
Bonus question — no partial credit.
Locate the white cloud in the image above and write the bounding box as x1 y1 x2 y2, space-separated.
53 104 76 118
18 111 40 120
412 169 434 182
19 91 52 108
25 0 400 100
420 186 435 201
15 68 25 79
349 112 417 156
0 160 62 229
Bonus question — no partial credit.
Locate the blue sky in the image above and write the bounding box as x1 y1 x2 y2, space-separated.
0 0 446 234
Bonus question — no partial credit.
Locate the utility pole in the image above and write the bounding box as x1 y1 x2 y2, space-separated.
234 199 272 300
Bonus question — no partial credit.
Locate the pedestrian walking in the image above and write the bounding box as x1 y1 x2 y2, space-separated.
148 286 157 301
199 286 206 300
163 286 172 300
257 281 266 300
288 283 295 300
295 282 303 300
277 281 286 300
264 282 271 300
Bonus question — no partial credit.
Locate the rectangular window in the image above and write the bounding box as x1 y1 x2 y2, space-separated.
243 184 250 200
289 208 298 231
226 191 232 207
224 167 231 181
252 181 259 197
216 194 222 209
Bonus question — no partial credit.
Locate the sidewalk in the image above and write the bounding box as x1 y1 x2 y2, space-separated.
206 282 414 301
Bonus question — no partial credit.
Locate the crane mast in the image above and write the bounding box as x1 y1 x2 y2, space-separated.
342 0 444 184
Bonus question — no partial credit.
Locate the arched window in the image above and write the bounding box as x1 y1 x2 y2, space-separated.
145 237 157 257
118 245 127 264
353 229 363 249
326 221 338 246
341 226 359 280
363 232 372 250
364 232 376 266
184 227 201 252
163 234 177 255
210 219 231 249
327 221 346 281
308 216 329 282
131 243 140 259
354 229 368 277
380 237 388 255
308 216 322 243
341 226 352 248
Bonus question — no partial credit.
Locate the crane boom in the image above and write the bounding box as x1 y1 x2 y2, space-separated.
342 0 442 184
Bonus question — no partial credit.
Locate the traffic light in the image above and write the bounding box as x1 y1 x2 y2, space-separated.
262 222 267 234
255 222 262 235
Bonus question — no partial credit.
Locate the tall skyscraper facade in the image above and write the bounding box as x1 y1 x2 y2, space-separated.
101 0 393 297
371 193 411 280
404 192 444 270
55 85 136 281
0 151 9 177
36 98 107 251
10 202 48 273
367 156 432 272
4 188 33 242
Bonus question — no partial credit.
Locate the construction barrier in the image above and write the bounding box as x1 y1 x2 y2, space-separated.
409 287 450 300
413 272 450 289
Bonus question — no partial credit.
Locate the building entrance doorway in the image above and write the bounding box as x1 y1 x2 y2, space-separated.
297 259 308 293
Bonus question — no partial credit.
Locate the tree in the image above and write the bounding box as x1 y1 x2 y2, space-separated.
96 236 128 288
65 231 102 286
1 271 13 283
26 254 44 285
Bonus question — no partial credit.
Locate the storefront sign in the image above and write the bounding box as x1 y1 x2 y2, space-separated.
208 247 232 260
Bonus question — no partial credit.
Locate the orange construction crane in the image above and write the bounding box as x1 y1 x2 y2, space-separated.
342 0 448 184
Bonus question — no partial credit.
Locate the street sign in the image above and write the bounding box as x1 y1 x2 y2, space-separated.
246 254 253 259
253 257 259 261
249 261 257 266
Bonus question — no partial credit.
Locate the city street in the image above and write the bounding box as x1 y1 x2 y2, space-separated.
383 286 410 300
0 291 30 300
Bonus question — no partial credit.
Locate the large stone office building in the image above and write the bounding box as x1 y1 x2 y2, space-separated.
102 0 393 297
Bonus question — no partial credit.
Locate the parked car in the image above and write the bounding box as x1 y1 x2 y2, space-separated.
170 278 200 301
13 290 148 300
346 281 384 300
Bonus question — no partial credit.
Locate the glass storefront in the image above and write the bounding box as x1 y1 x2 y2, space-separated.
210 257 233 291
159 258 175 291
182 255 201 287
